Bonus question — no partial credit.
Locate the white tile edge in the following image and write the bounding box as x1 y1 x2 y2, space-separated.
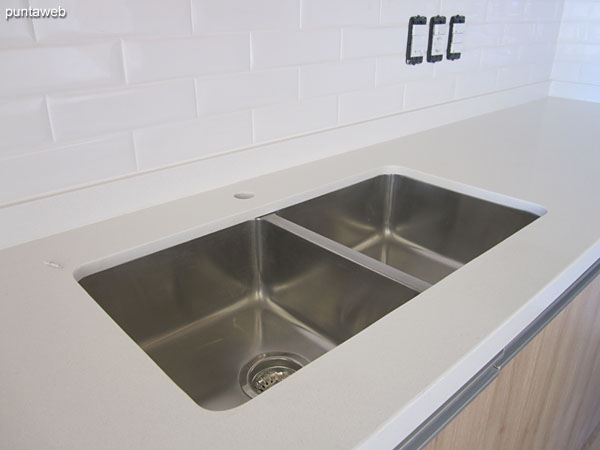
549 80 600 103
0 82 550 250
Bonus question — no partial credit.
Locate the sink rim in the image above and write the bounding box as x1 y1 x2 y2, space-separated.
70 165 549 414
72 166 547 284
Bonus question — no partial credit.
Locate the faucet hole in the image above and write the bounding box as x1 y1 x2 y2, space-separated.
234 192 255 200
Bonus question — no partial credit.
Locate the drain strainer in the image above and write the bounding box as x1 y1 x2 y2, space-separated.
239 352 309 398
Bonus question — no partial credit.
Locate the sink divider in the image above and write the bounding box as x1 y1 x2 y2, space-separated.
261 214 431 293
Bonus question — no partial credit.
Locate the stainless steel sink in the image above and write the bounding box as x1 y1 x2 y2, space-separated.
79 219 418 411
278 175 540 284
78 173 540 411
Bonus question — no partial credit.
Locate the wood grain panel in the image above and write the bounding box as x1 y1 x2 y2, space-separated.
582 422 600 450
426 274 600 450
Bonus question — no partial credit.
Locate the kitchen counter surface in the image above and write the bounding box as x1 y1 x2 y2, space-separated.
1 97 600 450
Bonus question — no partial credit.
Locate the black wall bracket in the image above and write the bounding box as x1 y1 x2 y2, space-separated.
447 15 466 61
427 15 446 63
406 15 427 65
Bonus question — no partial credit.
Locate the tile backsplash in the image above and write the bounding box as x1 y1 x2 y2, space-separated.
551 0 600 101
0 0 566 206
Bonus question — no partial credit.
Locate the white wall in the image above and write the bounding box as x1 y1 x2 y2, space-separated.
551 0 600 101
0 0 565 211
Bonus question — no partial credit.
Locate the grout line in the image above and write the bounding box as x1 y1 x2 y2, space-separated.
576 62 586 84
299 0 303 28
451 70 459 98
25 0 39 42
339 28 344 60
297 67 301 100
400 83 407 110
0 32 253 51
373 57 379 88
188 0 195 34
0 131 137 163
192 78 200 118
249 31 254 71
130 131 140 171
119 39 129 84
43 96 57 142
494 67 501 90
29 23 38 43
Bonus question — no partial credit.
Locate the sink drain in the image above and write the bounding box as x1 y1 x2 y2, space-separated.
239 352 309 398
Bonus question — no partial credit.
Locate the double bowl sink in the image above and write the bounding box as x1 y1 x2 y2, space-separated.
79 174 539 411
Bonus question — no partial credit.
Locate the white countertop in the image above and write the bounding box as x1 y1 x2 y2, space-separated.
2 97 600 450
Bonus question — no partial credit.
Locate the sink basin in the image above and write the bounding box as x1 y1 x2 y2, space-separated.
78 173 540 411
79 219 418 410
278 174 540 284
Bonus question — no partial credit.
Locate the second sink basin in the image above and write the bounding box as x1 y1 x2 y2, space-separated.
278 174 540 284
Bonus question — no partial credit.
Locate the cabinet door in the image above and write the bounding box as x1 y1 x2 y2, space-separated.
426 273 600 450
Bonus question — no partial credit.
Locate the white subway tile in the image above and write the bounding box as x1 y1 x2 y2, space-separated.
0 41 124 97
253 96 338 142
464 24 504 50
503 23 536 46
529 61 554 83
381 0 441 25
343 27 406 59
252 30 340 69
554 43 583 62
0 134 136 204
404 76 456 110
0 0 35 46
487 0 526 22
0 97 53 157
555 43 600 64
480 45 520 68
124 35 249 84
534 22 561 44
303 0 379 27
455 69 498 98
558 22 587 43
579 63 600 84
134 112 253 169
498 65 531 89
524 0 561 21
434 49 481 74
376 55 434 85
339 85 404 123
551 61 580 82
520 43 555 65
192 0 299 32
195 69 298 116
300 60 375 99
441 0 487 22
551 80 600 102
552 0 567 21
30 0 192 39
587 24 600 44
48 79 197 141
562 1 592 21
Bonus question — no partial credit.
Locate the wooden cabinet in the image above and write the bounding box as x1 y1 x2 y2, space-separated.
425 273 600 450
